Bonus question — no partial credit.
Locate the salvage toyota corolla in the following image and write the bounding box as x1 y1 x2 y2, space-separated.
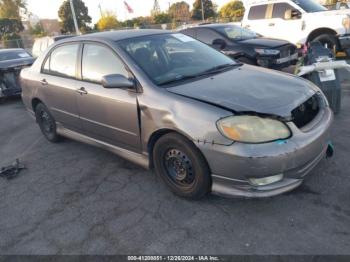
20 30 333 199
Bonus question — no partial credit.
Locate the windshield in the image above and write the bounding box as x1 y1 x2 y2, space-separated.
292 0 327 12
118 33 238 86
0 50 31 61
216 25 258 40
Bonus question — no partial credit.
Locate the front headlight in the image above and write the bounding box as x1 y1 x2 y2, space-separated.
254 48 280 56
217 115 291 143
342 16 350 30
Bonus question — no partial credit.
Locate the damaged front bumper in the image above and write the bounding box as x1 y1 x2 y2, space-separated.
198 106 333 198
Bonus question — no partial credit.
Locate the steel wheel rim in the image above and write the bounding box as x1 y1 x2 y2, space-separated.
163 148 195 187
40 110 53 133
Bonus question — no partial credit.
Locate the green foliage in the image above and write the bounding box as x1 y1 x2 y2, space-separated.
0 18 23 40
219 1 245 22
191 0 216 21
168 1 190 22
120 16 153 28
0 0 26 19
29 22 47 36
153 12 171 24
96 11 119 31
58 0 92 34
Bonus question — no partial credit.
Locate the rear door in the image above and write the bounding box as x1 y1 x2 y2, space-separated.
195 28 225 46
244 4 271 37
76 42 141 152
40 43 81 132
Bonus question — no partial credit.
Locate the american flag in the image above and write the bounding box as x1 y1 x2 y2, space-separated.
124 1 134 14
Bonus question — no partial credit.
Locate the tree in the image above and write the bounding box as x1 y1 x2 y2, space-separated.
0 0 26 19
96 11 119 31
168 1 190 22
29 22 46 36
58 0 92 34
0 18 23 47
219 1 245 22
191 0 216 21
153 12 171 24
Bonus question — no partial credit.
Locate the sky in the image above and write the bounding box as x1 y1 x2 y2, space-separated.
26 0 232 23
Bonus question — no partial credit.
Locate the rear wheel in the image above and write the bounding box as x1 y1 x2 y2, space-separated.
153 133 211 199
35 103 60 142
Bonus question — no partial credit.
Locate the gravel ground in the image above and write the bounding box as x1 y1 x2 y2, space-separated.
0 78 349 255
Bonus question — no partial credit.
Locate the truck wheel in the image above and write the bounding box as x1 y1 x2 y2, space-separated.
153 133 211 199
35 103 60 143
312 34 338 54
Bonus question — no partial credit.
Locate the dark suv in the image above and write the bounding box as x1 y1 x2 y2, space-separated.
180 23 298 69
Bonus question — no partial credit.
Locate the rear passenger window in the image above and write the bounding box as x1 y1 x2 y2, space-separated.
196 28 223 45
181 29 196 38
82 44 128 83
248 5 268 20
272 3 293 18
43 44 79 78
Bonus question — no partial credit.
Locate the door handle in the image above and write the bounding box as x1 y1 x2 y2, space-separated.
268 23 275 26
76 87 88 95
40 79 48 86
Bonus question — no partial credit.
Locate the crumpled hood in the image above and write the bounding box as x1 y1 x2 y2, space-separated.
238 37 290 48
167 65 317 118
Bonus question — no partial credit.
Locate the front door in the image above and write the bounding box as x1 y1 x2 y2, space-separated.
244 4 271 37
266 2 304 44
76 43 141 152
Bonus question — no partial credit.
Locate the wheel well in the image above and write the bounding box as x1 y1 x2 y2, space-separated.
31 98 42 112
147 129 176 168
307 28 337 43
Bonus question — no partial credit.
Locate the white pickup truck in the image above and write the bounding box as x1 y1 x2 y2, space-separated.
240 0 350 56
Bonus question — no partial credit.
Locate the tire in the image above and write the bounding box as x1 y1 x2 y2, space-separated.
153 132 211 199
237 57 256 65
311 34 338 54
35 103 60 143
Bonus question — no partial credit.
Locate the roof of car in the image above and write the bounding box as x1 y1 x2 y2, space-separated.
69 29 171 42
0 48 25 53
181 23 237 30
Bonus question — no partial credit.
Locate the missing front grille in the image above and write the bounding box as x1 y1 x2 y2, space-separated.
292 95 320 128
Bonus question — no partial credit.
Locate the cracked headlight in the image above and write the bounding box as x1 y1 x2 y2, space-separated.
217 115 291 143
255 48 280 56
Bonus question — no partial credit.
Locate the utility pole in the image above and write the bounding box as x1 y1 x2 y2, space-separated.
201 0 205 22
98 3 103 18
69 0 80 35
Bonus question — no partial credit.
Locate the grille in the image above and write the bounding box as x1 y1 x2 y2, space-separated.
280 45 296 58
292 94 320 128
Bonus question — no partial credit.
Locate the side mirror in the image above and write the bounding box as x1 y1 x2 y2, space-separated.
212 39 227 50
285 9 301 20
101 74 134 89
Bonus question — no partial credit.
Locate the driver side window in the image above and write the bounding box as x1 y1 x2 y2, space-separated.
82 44 128 84
272 3 298 19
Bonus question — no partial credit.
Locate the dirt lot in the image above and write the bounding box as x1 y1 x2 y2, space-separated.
0 78 349 255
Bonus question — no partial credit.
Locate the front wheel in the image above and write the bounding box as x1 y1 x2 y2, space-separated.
35 103 60 142
153 133 211 199
312 34 338 55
